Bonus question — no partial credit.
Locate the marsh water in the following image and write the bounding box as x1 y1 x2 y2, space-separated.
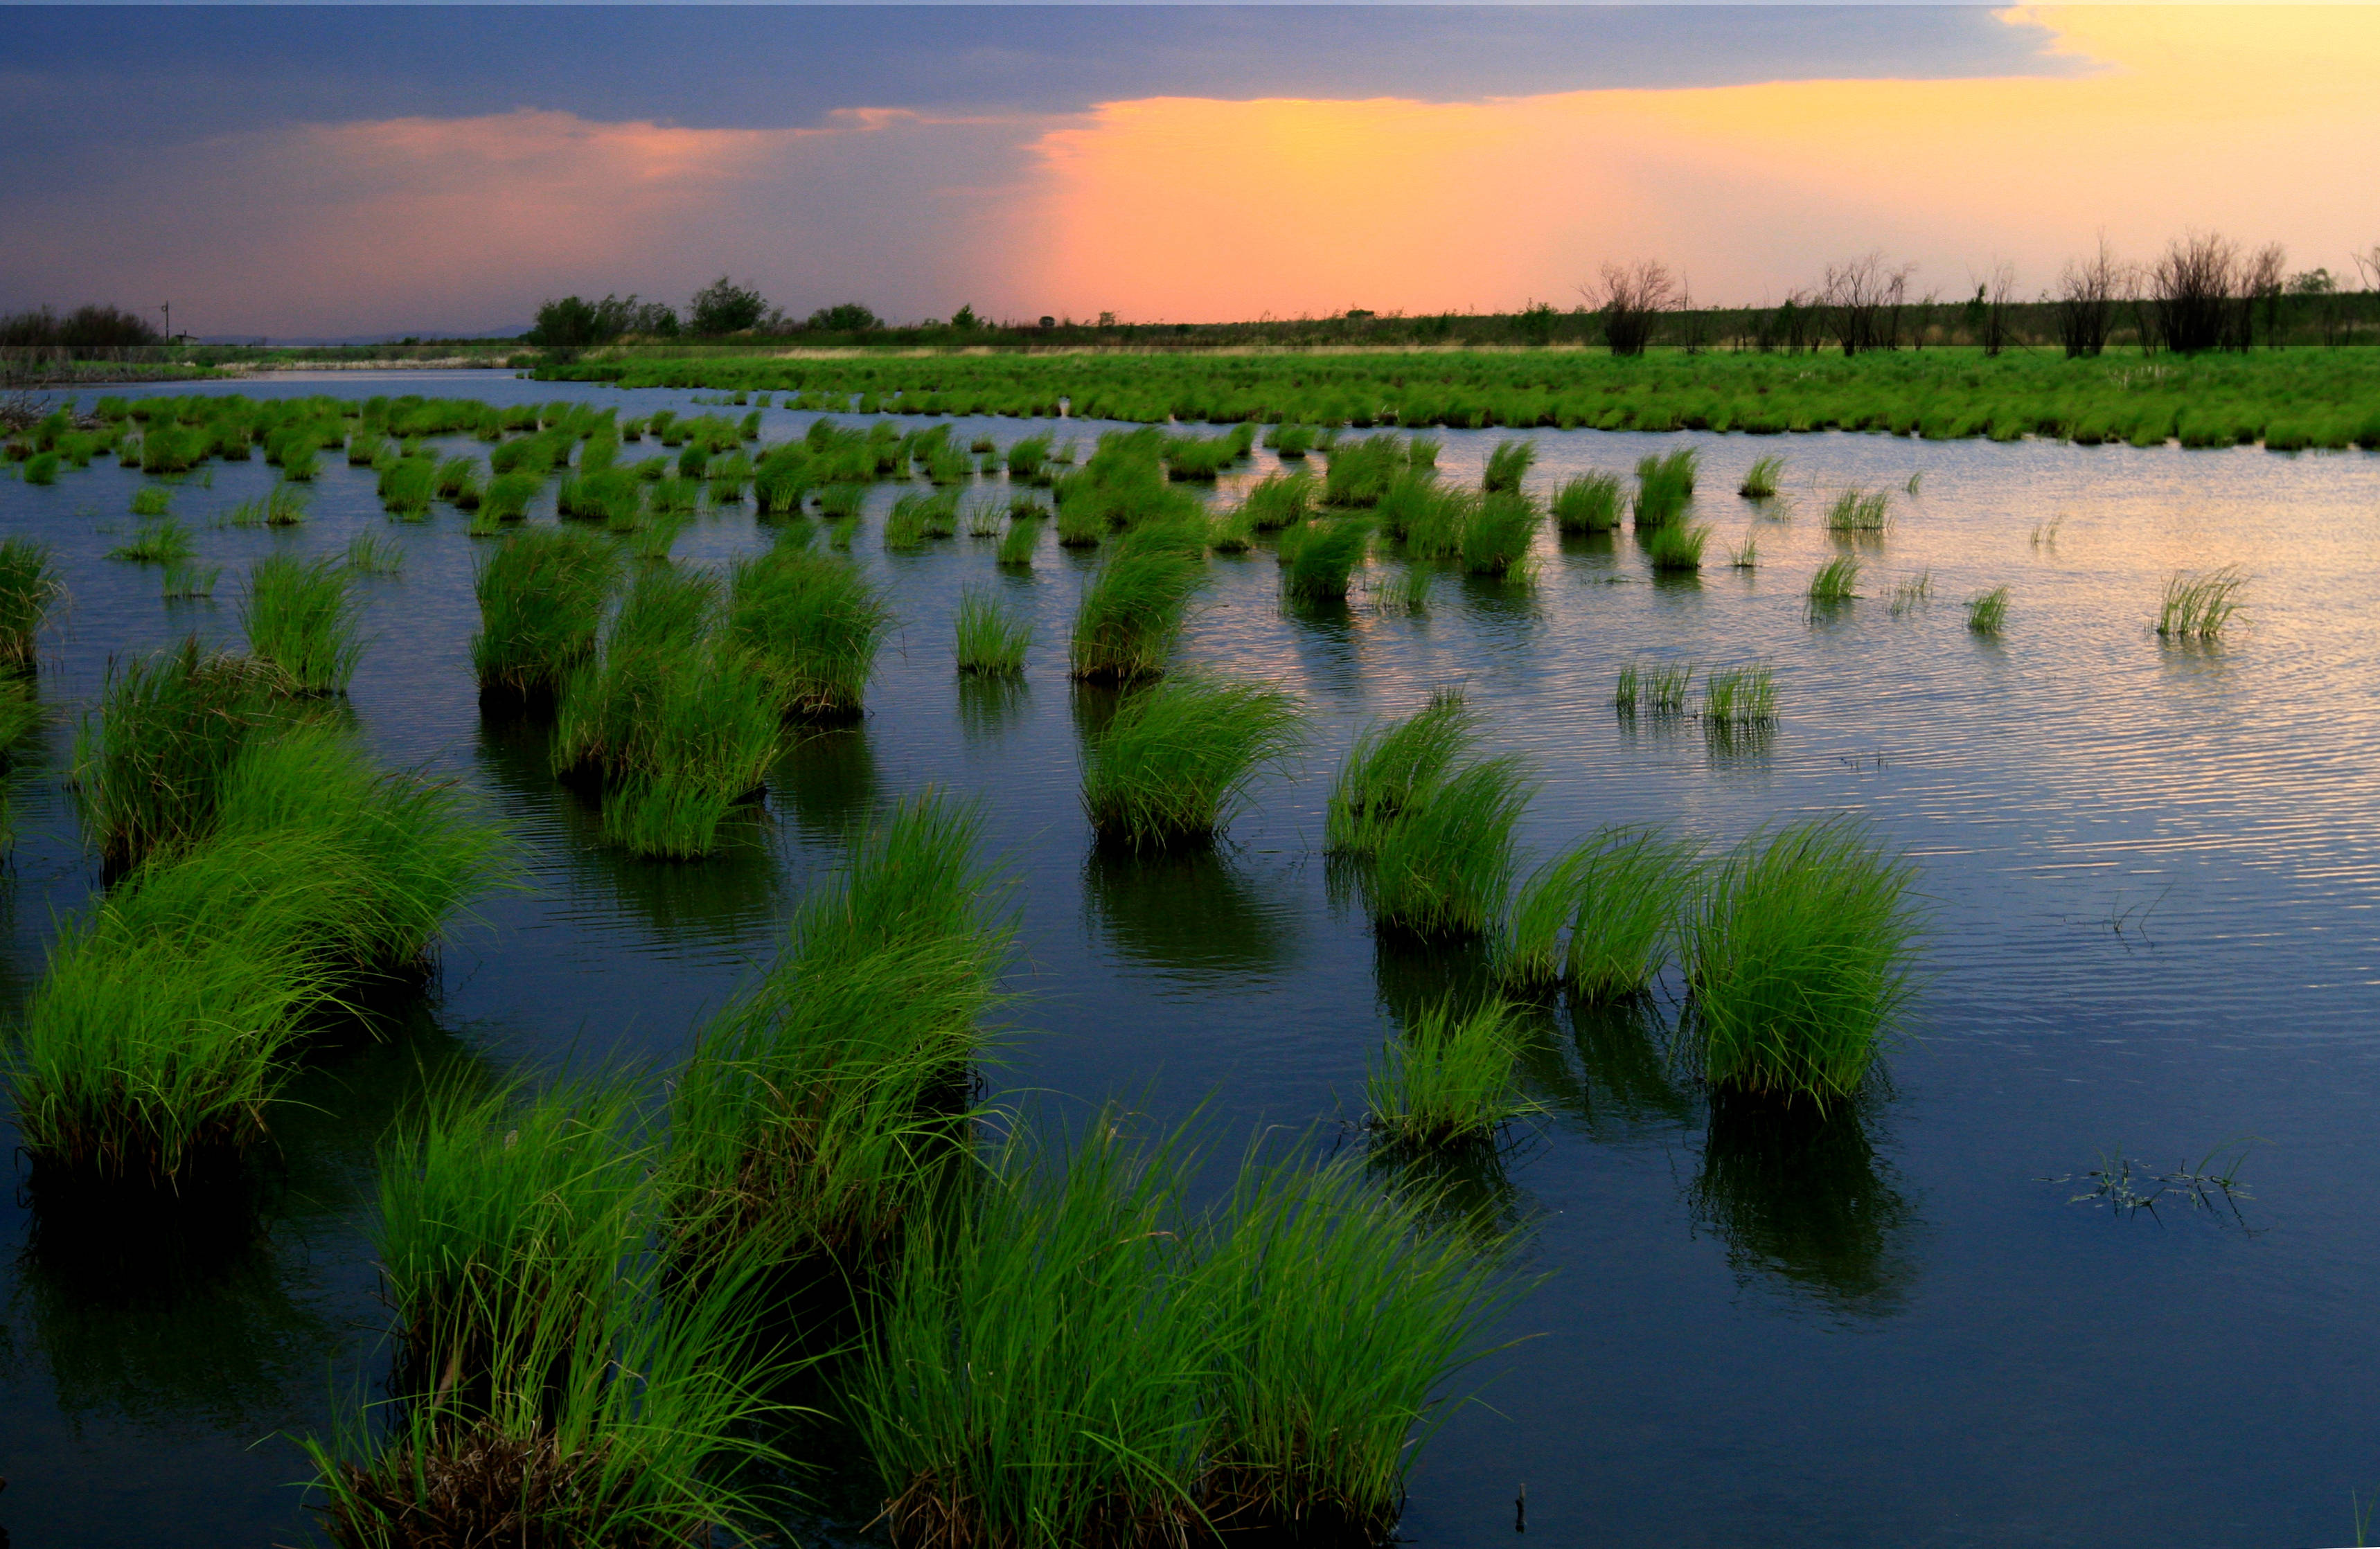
3 371 2377 1548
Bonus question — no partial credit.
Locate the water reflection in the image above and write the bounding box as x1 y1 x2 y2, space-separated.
957 674 1029 747
474 713 785 945
1279 595 1361 695
1516 997 1696 1139
1703 718 1778 771
1687 1095 1919 1319
1082 847 1299 985
772 722 882 842
8 1003 481 1431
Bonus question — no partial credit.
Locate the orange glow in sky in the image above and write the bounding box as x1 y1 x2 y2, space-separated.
1018 7 2380 321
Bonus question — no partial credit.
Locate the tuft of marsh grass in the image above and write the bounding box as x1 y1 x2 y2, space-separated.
478 470 540 524
470 527 621 703
2155 566 2245 640
108 515 195 565
1550 472 1623 533
1326 688 1479 856
1196 1147 1511 1543
226 483 308 528
1376 564 1431 616
853 1118 1209 1549
1644 659 1694 713
71 638 283 868
1504 826 1704 1000
1365 998 1531 1151
241 553 361 695
1244 469 1319 532
1825 487 1892 533
666 791 1011 1275
1633 448 1700 527
1369 757 1532 941
1613 661 1642 715
1889 570 1934 618
0 677 38 762
1459 492 1536 578
1069 548 1205 683
1966 585 2010 635
1687 816 1919 1111
1482 439 1536 494
344 531 403 577
1806 555 1861 608
8 831 340 1188
996 514 1043 568
1279 517 1371 602
1739 455 1785 499
1726 535 1759 569
0 537 65 670
160 560 220 600
727 542 893 722
1083 675 1304 851
1642 521 1708 573
1701 663 1777 724
130 485 172 517
953 586 1031 676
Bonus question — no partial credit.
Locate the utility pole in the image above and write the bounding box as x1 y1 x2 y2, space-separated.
160 301 171 342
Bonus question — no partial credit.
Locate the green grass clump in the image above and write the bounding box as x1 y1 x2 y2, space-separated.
0 677 40 763
470 527 621 703
1083 675 1303 851
996 513 1043 568
1069 547 1206 683
2156 566 2244 639
130 485 172 517
1323 433 1407 507
0 537 64 670
160 560 220 599
314 1083 793 1549
1369 757 1531 940
6 831 341 1188
478 469 540 523
1459 492 1536 577
1279 517 1371 601
434 455 481 503
1504 826 1705 1000
1163 433 1237 480
1648 661 1693 713
727 541 893 722
1702 663 1776 724
1481 438 1536 493
346 530 403 576
1326 688 1479 856
1688 817 1919 1110
666 792 1011 1274
71 638 283 868
1633 448 1700 528
1825 487 1892 533
953 586 1030 676
378 455 436 517
1806 555 1861 607
1739 454 1786 499
226 484 309 528
23 451 60 485
858 1123 1500 1549
1268 422 1317 457
1243 469 1317 530
241 553 362 695
1642 521 1708 573
1550 472 1623 533
1364 998 1531 1150
854 1120 1209 1549
1966 584 2010 635
211 724 511 976
107 515 195 564
1004 432 1052 481
556 566 781 859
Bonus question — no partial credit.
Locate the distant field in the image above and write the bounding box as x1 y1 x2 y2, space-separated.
537 346 2380 449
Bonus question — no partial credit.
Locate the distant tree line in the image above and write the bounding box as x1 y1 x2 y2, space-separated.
529 276 912 345
0 303 163 348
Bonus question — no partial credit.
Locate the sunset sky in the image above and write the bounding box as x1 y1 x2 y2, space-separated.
3 5 2374 338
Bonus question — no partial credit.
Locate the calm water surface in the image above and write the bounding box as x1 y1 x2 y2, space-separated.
2 370 2377 1549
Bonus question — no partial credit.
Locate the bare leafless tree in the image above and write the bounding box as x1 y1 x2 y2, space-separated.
2356 244 2380 294
1972 262 2018 356
2056 235 2126 358
2150 231 2239 353
2244 242 2286 348
1588 261 1674 356
1820 253 1914 355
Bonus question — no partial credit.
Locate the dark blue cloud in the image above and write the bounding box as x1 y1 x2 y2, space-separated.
3 6 2072 149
